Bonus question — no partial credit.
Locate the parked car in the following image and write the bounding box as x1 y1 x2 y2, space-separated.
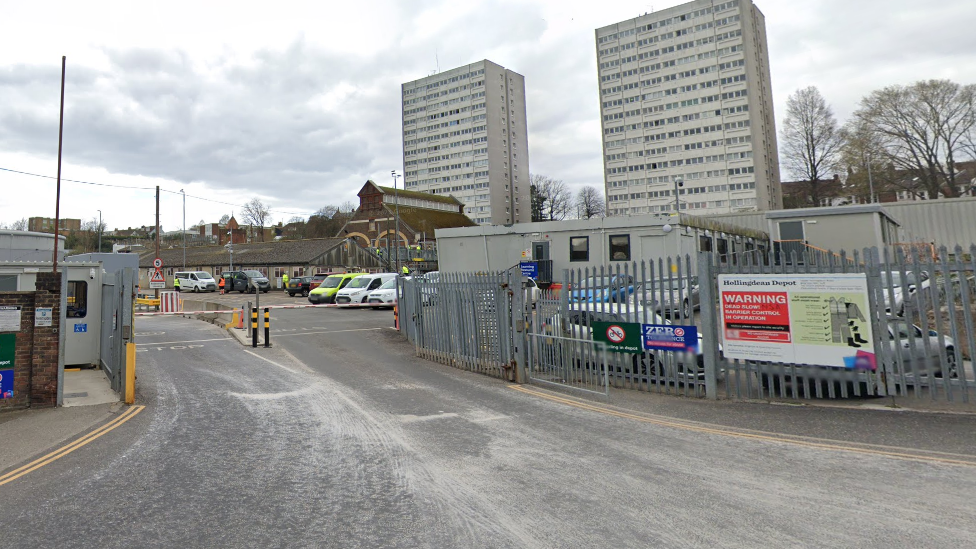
287 276 312 297
308 272 365 304
367 278 399 309
524 277 541 307
418 271 440 305
629 276 700 319
242 270 271 293
569 275 635 303
308 273 336 292
886 318 958 380
760 317 958 394
881 270 939 316
336 273 398 306
541 303 710 381
175 271 217 293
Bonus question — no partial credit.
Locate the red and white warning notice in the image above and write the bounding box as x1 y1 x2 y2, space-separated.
721 291 791 343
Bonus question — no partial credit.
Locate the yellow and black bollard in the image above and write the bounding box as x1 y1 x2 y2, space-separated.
251 307 258 348
264 307 270 348
393 304 399 330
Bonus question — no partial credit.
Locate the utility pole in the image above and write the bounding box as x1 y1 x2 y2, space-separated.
155 185 160 301
392 170 401 274
180 189 186 269
97 209 102 253
52 56 66 273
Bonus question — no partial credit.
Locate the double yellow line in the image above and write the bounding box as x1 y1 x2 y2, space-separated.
0 405 146 487
509 385 976 468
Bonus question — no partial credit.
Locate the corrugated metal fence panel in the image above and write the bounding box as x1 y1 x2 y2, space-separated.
882 197 976 248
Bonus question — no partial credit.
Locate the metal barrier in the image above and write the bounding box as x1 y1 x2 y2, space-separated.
398 272 516 379
527 333 609 399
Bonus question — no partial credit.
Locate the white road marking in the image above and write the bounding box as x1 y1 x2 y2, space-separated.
242 349 298 373
134 337 233 345
399 413 460 423
272 328 385 337
229 384 320 400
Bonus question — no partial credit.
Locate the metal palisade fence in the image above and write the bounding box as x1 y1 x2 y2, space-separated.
398 271 520 380
399 244 975 406
701 244 976 403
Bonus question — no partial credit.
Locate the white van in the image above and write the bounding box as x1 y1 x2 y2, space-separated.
175 271 218 292
335 273 398 306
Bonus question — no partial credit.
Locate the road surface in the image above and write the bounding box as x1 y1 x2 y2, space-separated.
2 305 975 548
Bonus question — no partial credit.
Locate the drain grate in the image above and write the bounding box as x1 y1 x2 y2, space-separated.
63 392 89 398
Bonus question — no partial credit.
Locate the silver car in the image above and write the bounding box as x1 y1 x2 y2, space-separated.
886 318 958 380
630 276 700 319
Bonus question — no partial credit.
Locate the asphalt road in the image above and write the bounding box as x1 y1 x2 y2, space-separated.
2 303 976 548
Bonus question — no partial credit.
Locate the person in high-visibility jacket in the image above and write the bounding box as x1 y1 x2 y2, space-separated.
282 272 289 292
401 265 410 276
173 277 181 292
218 276 225 293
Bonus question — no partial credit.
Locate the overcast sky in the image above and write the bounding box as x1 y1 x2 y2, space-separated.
2 0 975 232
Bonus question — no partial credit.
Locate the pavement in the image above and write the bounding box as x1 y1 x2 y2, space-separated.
2 301 975 547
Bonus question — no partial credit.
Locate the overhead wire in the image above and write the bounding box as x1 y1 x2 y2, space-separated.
0 166 318 218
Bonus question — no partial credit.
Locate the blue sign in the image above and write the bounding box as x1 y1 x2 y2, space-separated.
0 369 12 399
74 323 88 333
520 261 539 279
642 323 698 353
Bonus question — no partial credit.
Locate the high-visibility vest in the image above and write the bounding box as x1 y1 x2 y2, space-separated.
283 274 289 285
174 278 181 289
218 277 225 288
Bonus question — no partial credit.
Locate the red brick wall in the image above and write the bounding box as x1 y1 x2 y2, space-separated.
0 271 62 411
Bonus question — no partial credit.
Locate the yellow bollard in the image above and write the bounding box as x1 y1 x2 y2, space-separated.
125 342 136 404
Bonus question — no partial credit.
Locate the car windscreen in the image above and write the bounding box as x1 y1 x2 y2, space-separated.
379 278 397 290
346 276 372 289
244 270 265 278
321 276 343 288
194 272 214 280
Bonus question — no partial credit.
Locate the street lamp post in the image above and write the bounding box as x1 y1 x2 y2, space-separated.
227 230 234 270
865 154 875 204
180 189 186 269
391 170 401 274
97 209 102 253
673 177 684 216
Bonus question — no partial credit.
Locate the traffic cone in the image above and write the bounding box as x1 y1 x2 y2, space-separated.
235 309 244 329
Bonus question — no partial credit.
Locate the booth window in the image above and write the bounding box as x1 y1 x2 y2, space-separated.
570 236 589 262
67 281 88 318
609 234 631 261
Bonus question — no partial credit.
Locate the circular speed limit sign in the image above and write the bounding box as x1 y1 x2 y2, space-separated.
606 324 626 344
153 258 163 269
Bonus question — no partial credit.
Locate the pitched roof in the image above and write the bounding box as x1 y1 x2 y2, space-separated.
138 238 349 268
385 204 476 236
370 182 463 205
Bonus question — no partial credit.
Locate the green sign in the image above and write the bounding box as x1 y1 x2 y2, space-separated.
591 321 643 354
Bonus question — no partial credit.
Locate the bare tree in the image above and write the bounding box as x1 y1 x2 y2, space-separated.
855 79 976 199
241 198 272 241
530 174 572 221
79 216 106 253
0 218 28 230
218 214 231 225
780 86 843 207
575 186 606 219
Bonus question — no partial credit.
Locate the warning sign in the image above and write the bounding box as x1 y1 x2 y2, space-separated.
149 269 166 289
721 291 792 343
718 274 875 368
